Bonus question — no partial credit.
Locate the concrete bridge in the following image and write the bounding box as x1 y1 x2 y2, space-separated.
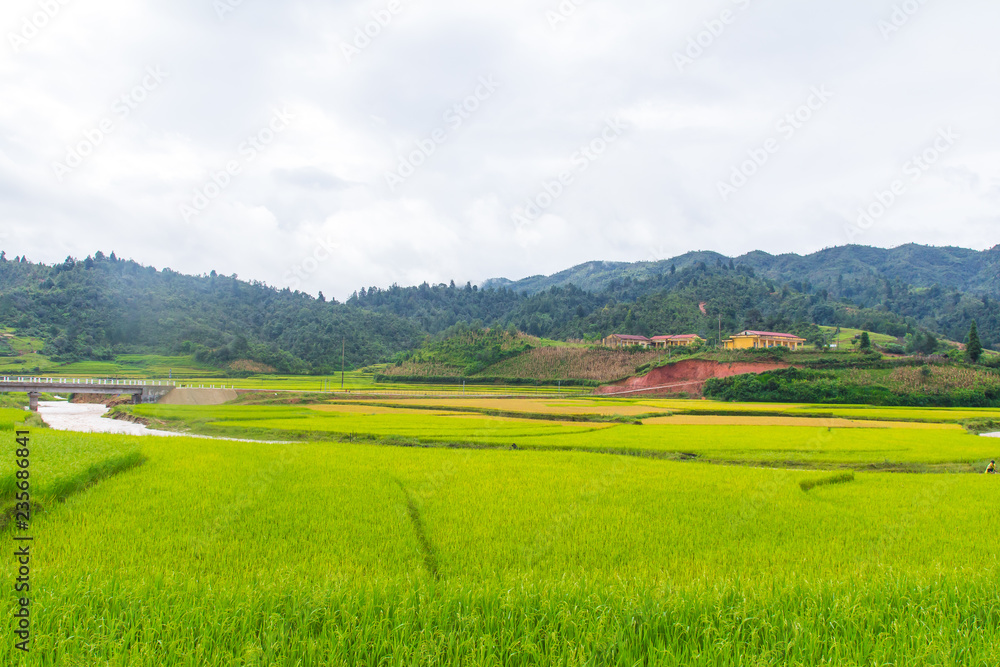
0 377 176 411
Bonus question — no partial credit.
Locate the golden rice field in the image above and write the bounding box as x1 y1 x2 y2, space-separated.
2 396 1000 665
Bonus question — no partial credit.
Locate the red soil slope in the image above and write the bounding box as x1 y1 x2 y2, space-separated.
593 359 790 397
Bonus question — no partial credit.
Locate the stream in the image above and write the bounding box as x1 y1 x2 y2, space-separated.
37 401 182 436
36 400 289 443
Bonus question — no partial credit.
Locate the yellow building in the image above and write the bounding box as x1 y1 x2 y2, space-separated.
651 334 705 348
722 330 807 350
602 334 651 349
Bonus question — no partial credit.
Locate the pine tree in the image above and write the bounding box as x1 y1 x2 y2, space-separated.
967 320 983 363
859 331 871 350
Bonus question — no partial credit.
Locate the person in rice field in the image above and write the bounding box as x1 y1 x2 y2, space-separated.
987 460 996 474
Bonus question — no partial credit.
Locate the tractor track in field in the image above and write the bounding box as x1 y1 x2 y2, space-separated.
0 450 148 532
393 479 441 580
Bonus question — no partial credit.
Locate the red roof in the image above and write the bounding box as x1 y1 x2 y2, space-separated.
652 334 702 341
610 334 650 341
736 330 804 339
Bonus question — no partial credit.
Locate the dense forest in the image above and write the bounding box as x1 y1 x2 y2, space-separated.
0 244 997 374
0 252 423 373
352 258 999 351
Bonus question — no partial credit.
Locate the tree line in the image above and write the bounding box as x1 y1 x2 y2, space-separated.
0 250 995 374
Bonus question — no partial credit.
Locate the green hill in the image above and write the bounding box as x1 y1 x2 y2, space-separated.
484 244 1000 298
0 253 423 374
357 259 999 352
2 244 998 377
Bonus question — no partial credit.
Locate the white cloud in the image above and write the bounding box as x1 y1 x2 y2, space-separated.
1 0 998 300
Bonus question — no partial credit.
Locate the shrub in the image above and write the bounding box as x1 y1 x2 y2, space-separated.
962 419 1000 435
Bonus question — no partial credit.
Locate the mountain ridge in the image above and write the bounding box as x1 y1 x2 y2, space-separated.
2 243 997 373
483 244 1000 297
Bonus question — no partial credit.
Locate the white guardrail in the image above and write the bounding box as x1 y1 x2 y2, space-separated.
0 379 239 389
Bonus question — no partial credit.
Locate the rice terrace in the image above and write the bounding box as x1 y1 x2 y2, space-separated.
3 348 1000 664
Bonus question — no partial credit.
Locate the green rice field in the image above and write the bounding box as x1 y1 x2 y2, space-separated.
130 398 999 469
2 396 1000 665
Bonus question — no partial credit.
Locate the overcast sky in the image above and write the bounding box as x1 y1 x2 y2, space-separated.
1 0 998 300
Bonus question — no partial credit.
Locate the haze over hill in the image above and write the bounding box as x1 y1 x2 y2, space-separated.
483 244 1000 297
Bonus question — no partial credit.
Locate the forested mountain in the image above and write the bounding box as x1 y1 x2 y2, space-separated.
484 244 1000 298
0 252 423 372
354 259 999 350
1 244 997 375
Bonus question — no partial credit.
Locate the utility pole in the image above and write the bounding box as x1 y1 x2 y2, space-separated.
341 338 345 390
718 314 722 348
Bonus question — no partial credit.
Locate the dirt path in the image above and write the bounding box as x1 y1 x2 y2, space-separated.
158 387 238 405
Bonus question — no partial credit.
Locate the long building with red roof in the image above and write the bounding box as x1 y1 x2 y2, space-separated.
650 334 706 348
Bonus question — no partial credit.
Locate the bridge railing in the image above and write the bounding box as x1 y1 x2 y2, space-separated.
0 379 248 396
0 378 242 390
0 377 180 387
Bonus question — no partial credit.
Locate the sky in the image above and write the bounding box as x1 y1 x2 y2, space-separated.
1 0 998 300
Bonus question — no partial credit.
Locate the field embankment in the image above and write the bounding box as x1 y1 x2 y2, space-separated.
594 359 789 396
69 393 133 407
157 387 238 405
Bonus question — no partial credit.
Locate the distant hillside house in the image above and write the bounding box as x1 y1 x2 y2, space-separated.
603 334 651 348
651 334 706 348
723 330 807 350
